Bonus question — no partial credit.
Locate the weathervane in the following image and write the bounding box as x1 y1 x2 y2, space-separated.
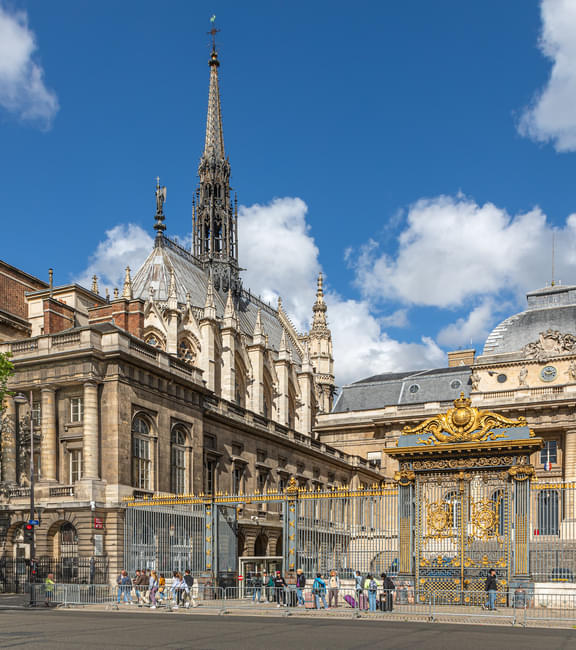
208 14 220 53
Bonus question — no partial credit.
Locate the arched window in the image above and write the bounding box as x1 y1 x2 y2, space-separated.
59 523 78 558
178 339 195 364
171 427 187 495
132 416 151 490
538 489 560 536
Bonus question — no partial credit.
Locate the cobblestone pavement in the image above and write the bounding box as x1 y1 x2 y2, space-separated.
0 610 575 649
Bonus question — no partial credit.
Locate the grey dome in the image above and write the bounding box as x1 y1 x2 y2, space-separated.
483 285 576 357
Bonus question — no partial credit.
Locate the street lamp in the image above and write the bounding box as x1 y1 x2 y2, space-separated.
13 391 36 605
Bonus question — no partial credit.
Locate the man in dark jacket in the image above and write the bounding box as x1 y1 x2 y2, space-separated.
380 573 395 611
296 569 306 606
273 571 287 607
485 569 498 610
183 569 196 608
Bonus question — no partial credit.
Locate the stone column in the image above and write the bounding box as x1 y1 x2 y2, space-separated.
40 387 57 481
1 396 17 484
83 381 100 480
564 429 576 483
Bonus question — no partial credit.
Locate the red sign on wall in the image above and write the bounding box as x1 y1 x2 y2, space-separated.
94 517 104 529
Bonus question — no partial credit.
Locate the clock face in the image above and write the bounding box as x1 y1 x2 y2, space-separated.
540 365 557 382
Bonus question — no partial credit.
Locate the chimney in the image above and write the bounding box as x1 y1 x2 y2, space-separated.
447 349 475 368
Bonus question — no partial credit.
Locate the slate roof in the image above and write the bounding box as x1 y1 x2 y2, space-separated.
482 284 576 357
131 235 302 361
333 366 472 413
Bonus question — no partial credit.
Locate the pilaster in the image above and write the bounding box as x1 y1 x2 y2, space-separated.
40 387 57 482
1 396 17 484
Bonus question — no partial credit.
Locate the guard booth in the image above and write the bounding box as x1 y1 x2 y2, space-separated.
386 392 543 605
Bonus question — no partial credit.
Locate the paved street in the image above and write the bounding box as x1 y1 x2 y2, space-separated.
0 610 574 649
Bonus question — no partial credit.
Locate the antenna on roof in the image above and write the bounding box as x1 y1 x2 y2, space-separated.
551 230 556 287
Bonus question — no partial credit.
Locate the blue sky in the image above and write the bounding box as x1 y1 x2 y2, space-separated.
3 0 576 384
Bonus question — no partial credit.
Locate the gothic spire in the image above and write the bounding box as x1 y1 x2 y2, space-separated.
192 24 240 295
203 34 225 162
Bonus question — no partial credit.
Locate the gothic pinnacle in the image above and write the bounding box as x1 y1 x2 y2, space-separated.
91 275 99 295
122 267 133 300
153 177 167 237
254 308 263 336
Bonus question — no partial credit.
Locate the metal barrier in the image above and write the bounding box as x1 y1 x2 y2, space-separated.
29 583 116 607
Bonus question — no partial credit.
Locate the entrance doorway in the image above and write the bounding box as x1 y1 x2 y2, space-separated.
239 556 282 598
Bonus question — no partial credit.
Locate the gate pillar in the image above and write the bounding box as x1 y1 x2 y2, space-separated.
509 463 535 580
283 477 299 575
395 468 415 579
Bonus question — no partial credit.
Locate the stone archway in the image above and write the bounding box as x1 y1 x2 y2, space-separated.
254 533 268 557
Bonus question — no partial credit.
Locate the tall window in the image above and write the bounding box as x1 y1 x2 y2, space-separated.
171 428 186 495
204 458 216 495
232 465 244 494
70 450 83 483
257 471 267 493
132 416 151 490
31 401 41 428
60 523 78 558
538 489 560 535
541 440 558 466
70 397 83 423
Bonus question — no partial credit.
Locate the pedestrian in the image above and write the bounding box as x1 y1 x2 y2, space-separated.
380 573 395 612
132 569 141 603
116 570 124 604
157 574 166 603
295 569 306 607
117 570 131 604
328 570 340 608
137 569 149 605
312 573 327 609
149 571 159 609
44 572 55 608
485 569 498 611
354 571 365 609
266 572 275 602
171 571 184 609
365 573 378 611
252 572 263 603
183 569 196 608
273 570 287 607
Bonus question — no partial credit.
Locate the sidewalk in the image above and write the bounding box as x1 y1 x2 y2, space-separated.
31 599 576 630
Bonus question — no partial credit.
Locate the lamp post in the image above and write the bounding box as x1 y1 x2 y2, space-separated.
13 391 35 604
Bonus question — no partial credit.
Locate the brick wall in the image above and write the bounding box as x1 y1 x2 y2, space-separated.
0 261 47 319
88 299 145 338
43 297 75 334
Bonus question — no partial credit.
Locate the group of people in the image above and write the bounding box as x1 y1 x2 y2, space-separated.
116 569 197 609
247 569 396 611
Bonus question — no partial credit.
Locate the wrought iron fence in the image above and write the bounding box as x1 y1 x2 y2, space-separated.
0 556 109 593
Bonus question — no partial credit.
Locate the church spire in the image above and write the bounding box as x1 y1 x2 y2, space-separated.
192 21 240 295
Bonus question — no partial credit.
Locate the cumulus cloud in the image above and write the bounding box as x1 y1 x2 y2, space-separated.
0 4 58 127
76 223 153 293
238 197 320 331
519 0 576 151
437 298 497 348
351 194 576 308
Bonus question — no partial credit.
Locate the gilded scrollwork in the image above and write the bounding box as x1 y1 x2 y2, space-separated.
412 456 514 471
394 469 416 486
403 393 526 445
508 464 535 482
470 498 500 542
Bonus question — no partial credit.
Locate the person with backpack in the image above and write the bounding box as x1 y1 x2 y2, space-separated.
252 573 263 603
312 573 327 609
295 569 306 607
365 573 379 611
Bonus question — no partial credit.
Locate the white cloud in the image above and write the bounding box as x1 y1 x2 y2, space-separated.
351 194 576 308
76 223 153 293
437 298 496 348
0 4 58 127
238 197 446 384
238 197 320 331
519 0 576 151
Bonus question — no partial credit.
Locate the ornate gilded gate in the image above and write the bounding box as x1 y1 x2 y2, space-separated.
415 470 512 602
387 392 544 604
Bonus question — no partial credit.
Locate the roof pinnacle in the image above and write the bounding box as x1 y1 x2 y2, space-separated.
154 177 167 237
122 267 133 300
